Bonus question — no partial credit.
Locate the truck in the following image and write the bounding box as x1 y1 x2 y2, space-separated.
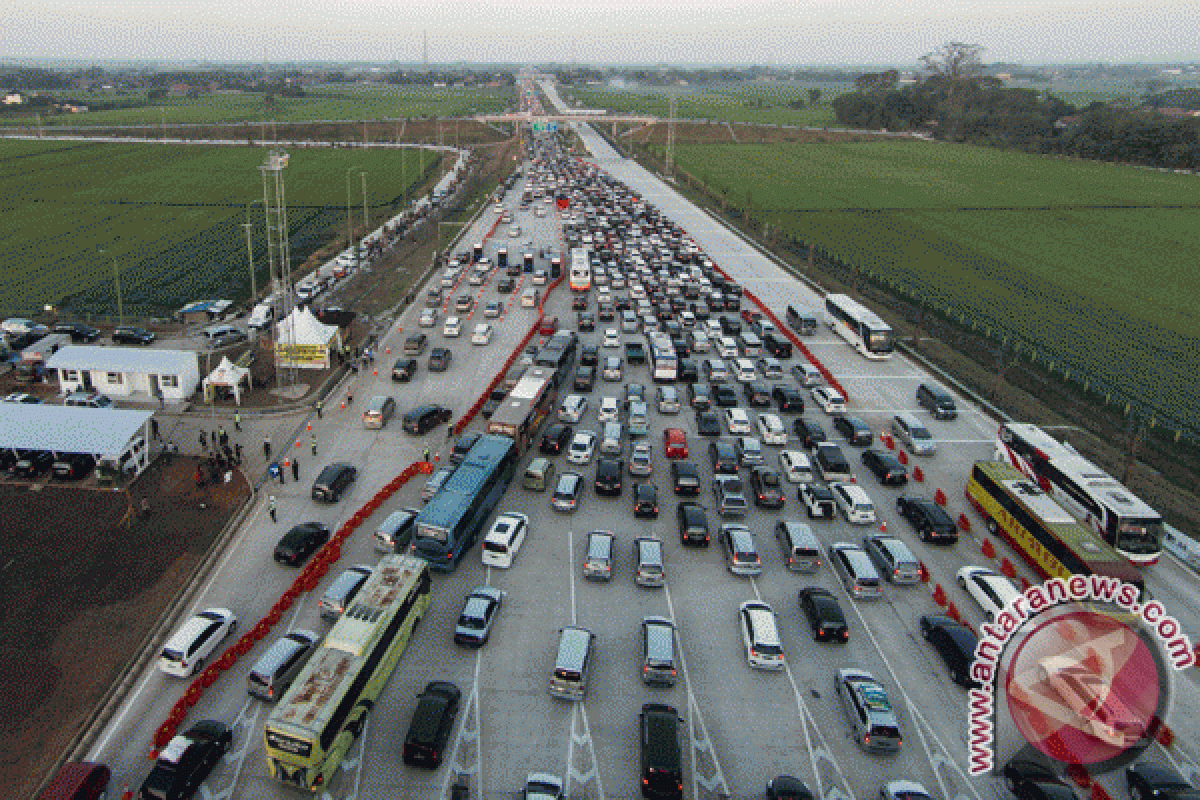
625 341 647 365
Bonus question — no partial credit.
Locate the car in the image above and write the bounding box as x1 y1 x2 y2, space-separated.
633 536 666 586
319 565 374 620
471 323 494 344
739 601 783 669
311 463 357 502
831 482 876 524
138 720 232 799
896 495 958 543
112 326 154 345
920 614 981 688
567 430 598 465
633 482 659 518
772 385 805 413
443 316 462 337
1 392 41 404
724 407 752 435
704 358 730 382
712 475 748 517
767 776 815 800
523 773 566 800
708 439 740 474
677 501 710 545
391 357 418 382
812 387 847 414
833 415 874 446
579 344 600 367
602 356 623 381
597 395 620 423
677 357 699 383
793 363 823 387
798 586 849 642
603 328 621 347
594 457 624 496
574 365 596 392
508 226 521 238
779 450 814 483
663 427 688 459
957 566 1021 620
743 381 772 407
696 410 721 436
756 413 788 445
403 404 452 435
861 449 908 486
572 294 589 311
670 461 701 496
688 383 712 410
750 466 786 509
418 307 439 328
712 383 738 407
656 385 682 414
793 418 827 449
540 423 574 455
158 609 238 678
552 471 584 512
583 530 617 580
629 442 654 476
53 322 101 342
272 522 331 566
426 287 444 307
402 681 462 768
917 382 958 420
891 413 937 456
794 483 835 521
553 394 586 424
455 294 475 312
52 452 95 480
721 524 762 574
497 276 516 293
814 442 852 483
578 312 596 331
1002 759 1079 800
455 587 505 647
835 668 903 753
428 347 453 372
64 390 114 409
880 782 934 800
1125 762 1200 800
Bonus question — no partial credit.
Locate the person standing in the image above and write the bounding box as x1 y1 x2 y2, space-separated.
310 433 318 457
218 426 228 448
263 435 272 460
269 461 281 483
234 442 243 465
268 495 277 523
291 457 300 482
423 446 431 462
315 400 324 420
234 411 242 432
199 430 208 450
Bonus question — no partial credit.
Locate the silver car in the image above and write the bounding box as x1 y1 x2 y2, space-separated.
835 667 903 753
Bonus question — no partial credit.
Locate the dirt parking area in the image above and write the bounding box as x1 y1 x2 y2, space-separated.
0 456 249 799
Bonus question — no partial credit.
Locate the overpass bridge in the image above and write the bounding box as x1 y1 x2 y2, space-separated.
475 113 659 125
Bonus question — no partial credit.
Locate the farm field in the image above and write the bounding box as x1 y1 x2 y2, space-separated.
673 139 1200 431
569 82 842 127
0 139 442 316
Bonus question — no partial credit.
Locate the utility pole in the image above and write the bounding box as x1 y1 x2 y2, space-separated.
665 92 677 179
1121 414 1147 485
345 165 361 258
100 248 124 326
361 171 369 236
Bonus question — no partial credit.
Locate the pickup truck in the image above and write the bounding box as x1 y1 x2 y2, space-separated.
625 341 646 365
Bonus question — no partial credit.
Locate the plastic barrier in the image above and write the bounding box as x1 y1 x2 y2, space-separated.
919 562 930 582
982 539 997 559
1000 559 1017 579
933 584 947 606
1157 723 1175 748
1092 785 1113 800
1067 764 1092 788
912 466 924 483
741 286 850 400
897 450 908 465
883 434 895 450
957 513 971 532
934 488 948 506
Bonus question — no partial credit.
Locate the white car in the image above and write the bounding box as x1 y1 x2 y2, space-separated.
756 413 788 446
779 450 814 483
471 323 494 345
567 431 598 465
481 512 530 569
812 386 847 414
597 396 620 423
559 394 588 424
509 226 521 238
724 407 752 435
957 566 1021 620
443 316 462 337
629 442 654 476
830 482 877 525
739 601 784 670
717 336 739 359
159 608 237 677
483 301 503 319
603 329 620 348
733 358 758 383
532 269 548 285
419 308 438 328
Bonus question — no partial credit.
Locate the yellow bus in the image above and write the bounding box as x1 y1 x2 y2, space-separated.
263 554 431 791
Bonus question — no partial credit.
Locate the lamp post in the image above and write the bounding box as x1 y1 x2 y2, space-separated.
345 164 363 266
361 171 369 238
99 247 124 326
243 200 263 303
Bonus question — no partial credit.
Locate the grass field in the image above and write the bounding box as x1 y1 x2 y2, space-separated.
0 139 442 316
4 84 515 127
569 83 842 127
673 140 1200 431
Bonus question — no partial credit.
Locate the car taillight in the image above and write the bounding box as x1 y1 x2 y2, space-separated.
864 734 870 745
315 773 324 786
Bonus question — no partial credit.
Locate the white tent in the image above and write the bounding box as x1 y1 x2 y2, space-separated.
274 307 341 370
202 356 252 405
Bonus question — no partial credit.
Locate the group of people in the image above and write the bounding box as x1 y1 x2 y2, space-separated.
194 424 243 488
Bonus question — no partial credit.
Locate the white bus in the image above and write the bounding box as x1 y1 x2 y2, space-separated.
569 247 592 292
263 555 431 790
824 294 893 359
647 331 678 382
996 422 1163 565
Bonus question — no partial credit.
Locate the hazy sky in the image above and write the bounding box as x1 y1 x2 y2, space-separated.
3 0 1197 65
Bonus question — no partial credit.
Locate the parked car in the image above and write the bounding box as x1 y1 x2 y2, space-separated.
112 326 155 345
53 322 101 342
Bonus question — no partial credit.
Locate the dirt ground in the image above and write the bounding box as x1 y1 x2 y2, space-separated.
0 456 249 799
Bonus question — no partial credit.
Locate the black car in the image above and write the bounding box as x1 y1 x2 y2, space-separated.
676 501 710 546
540 423 574 455
719 316 742 335
793 419 826 449
633 482 659 518
896 496 959 543
578 312 596 332
595 457 624 496
138 719 232 800
799 587 849 642
672 337 689 358
391 357 418 382
696 410 721 436
428 347 453 372
1002 759 1078 800
861 449 908 486
708 440 739 475
403 404 452 435
766 776 814 800
52 453 95 480
833 415 874 446
274 522 331 566
712 384 738 408
402 681 462 768
920 614 981 688
798 482 837 519
580 344 600 367
450 433 481 466
677 358 698 384
772 386 805 413
112 326 155 345
497 276 516 293
574 366 596 392
572 294 589 310
688 383 712 410
311 463 357 502
670 461 701 496
11 449 55 478
1126 762 1200 800
744 382 771 408
749 467 786 509
53 322 101 342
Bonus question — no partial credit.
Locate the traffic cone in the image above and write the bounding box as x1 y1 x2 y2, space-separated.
341 400 346 409
307 423 312 431
296 439 302 448
933 584 947 606
912 466 924 482
879 521 888 533
386 347 391 354
982 539 997 559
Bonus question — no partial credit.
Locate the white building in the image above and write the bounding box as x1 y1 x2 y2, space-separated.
46 346 200 402
0 405 154 477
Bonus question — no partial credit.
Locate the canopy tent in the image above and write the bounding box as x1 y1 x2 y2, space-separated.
274 307 341 370
202 356 251 405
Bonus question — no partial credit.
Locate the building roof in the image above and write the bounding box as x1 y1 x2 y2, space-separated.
0 405 152 455
179 299 233 315
46 346 198 376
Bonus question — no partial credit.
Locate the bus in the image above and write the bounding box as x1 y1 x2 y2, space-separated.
569 247 592 291
488 367 557 450
534 331 578 387
264 555 431 790
995 422 1163 564
966 461 1144 596
824 294 893 359
412 434 518 571
647 331 678 382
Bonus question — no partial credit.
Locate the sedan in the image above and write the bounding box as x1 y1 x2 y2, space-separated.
540 423 573 456
811 386 847 414
391 357 418 382
112 326 155 345
311 463 357 503
793 418 827 449
483 301 503 318
799 587 849 642
603 328 621 348
629 442 654 476
552 472 584 512
767 776 815 800
958 566 1021 620
779 450 814 483
419 308 438 327
598 396 620 423
696 411 721 436
471 324 494 345
833 415 874 446
402 682 462 768
632 482 659 518
455 294 475 312
138 720 232 800
523 773 565 800
567 430 598 465
559 394 588 423
1002 760 1081 800
594 458 624 496
861 449 908 486
671 462 701 496
602 357 623 381
273 522 331 566
428 347 453 372
1126 763 1200 800
454 587 505 647
750 466 786 509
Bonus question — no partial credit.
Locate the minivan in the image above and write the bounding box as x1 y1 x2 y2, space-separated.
814 442 852 483
362 395 397 429
634 537 665 587
523 457 556 491
829 542 884 599
786 305 819 335
891 413 937 456
600 421 623 456
481 512 530 569
320 565 373 620
737 332 763 357
917 382 958 420
247 629 319 701
583 530 616 580
374 508 420 553
640 703 684 800
863 534 921 584
775 521 822 572
641 617 678 687
550 626 596 700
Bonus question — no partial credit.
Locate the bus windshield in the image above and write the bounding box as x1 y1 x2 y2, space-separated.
1118 519 1164 555
866 327 893 354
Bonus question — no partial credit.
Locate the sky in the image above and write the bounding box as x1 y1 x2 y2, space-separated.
2 0 1198 65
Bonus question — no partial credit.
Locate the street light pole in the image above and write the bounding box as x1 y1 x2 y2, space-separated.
100 248 124 326
361 171 369 236
244 200 263 303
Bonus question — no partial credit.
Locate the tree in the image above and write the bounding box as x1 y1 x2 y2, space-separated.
919 42 986 83
808 88 821 107
853 70 900 94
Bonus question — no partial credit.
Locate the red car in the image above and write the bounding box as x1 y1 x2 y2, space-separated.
741 309 762 325
663 427 689 459
539 316 559 336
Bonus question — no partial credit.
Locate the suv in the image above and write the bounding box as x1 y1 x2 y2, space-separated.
670 462 700 496
428 347 453 372
917 382 958 419
391 357 418 382
835 668 902 753
799 587 849 642
594 457 624 496
138 720 232 799
814 442 852 483
273 522 331 566
676 502 710 546
403 404 452 435
772 386 805 413
708 440 739 475
896 495 958 543
633 482 659 518
797 482 837 519
112 326 154 345
833 415 874 446
793 419 826 449
311 463 358 502
402 681 462 768
640 703 684 800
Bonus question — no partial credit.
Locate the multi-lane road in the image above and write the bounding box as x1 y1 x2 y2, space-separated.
83 99 1200 800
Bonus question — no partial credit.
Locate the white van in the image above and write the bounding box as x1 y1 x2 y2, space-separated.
521 288 540 308
481 512 530 569
247 302 274 330
159 608 237 677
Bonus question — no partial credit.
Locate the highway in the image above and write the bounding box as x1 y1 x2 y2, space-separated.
82 81 1200 800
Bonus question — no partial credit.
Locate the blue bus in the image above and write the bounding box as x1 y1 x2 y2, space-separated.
412 434 518 571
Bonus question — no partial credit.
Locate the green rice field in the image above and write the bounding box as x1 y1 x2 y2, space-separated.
569 83 841 127
0 139 441 315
